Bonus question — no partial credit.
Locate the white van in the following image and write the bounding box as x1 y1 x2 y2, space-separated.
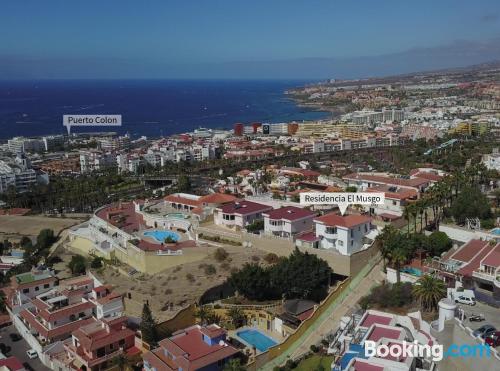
26 349 38 359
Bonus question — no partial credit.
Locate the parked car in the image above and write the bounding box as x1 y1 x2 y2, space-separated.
455 296 476 306
485 331 500 347
473 325 496 338
26 349 38 359
22 362 34 371
8 333 22 342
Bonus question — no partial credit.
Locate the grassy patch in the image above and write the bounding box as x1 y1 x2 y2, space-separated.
295 355 334 371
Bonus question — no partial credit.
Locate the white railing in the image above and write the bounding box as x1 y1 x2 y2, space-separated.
156 249 183 256
472 271 494 282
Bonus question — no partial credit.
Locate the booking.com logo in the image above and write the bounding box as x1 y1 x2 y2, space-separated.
365 340 492 362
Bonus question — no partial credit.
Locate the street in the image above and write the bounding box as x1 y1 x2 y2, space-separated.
0 325 50 371
458 301 500 333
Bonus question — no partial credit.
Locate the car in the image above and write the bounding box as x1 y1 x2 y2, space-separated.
455 296 476 306
8 333 22 342
22 362 34 371
485 331 500 347
26 349 38 359
473 324 496 338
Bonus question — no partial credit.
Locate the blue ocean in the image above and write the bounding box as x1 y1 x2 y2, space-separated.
0 80 329 139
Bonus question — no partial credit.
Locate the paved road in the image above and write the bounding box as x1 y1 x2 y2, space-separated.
458 301 500 332
0 325 50 371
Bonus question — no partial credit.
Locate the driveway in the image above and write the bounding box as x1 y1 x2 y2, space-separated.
458 301 500 332
0 325 50 371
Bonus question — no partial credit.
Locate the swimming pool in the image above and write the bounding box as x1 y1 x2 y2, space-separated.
236 329 278 352
401 266 423 276
167 213 186 219
143 230 180 243
491 228 500 236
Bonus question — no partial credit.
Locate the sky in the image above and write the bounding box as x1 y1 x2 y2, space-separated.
1 0 500 79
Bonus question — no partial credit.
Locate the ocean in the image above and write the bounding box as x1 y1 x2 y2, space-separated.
0 80 330 139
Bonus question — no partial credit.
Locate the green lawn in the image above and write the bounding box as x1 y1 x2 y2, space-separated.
295 355 334 371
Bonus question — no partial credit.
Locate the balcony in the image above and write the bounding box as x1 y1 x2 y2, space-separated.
472 270 495 283
322 228 338 239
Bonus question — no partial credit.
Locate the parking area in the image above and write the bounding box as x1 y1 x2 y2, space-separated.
0 325 50 371
458 301 500 333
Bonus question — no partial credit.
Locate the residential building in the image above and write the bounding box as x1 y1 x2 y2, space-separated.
214 200 273 230
343 172 431 193
330 309 436 371
263 206 315 238
143 324 239 371
308 213 374 255
63 316 136 371
0 154 47 193
482 151 500 171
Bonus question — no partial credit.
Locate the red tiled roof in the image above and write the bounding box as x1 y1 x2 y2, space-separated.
343 173 429 188
457 243 496 277
411 172 443 182
0 356 25 371
218 200 272 216
263 206 315 221
73 322 135 351
95 203 145 234
360 313 393 328
481 243 500 267
351 359 384 371
280 167 320 178
164 195 201 208
158 325 239 370
199 193 237 205
449 239 489 263
366 186 417 200
295 231 320 242
314 213 371 228
366 325 402 342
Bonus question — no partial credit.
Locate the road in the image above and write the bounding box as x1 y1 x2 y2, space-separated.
458 301 500 332
0 325 50 371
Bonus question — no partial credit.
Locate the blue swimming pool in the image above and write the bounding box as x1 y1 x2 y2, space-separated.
143 230 180 243
402 266 423 276
236 329 278 352
491 228 500 236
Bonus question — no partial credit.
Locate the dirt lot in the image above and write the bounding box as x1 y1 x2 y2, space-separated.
93 244 270 322
0 215 83 242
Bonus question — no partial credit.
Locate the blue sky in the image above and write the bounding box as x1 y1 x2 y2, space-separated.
1 0 500 78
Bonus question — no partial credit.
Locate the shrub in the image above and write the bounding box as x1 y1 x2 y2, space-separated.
164 288 172 295
220 262 231 271
214 248 229 262
186 273 195 282
204 264 216 275
90 256 103 269
251 255 260 262
310 344 319 353
264 253 280 264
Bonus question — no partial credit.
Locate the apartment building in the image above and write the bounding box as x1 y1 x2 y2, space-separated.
0 154 47 193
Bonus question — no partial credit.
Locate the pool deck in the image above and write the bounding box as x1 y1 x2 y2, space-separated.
229 326 283 354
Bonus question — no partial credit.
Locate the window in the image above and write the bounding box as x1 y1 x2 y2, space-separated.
23 288 29 294
338 240 343 246
35 286 39 291
350 230 354 238
44 284 50 289
119 339 125 347
109 343 114 350
392 200 397 206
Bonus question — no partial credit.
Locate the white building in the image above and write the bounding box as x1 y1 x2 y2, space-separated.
482 152 500 171
313 213 374 255
214 200 273 230
263 206 316 238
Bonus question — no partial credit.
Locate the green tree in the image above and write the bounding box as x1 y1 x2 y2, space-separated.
67 255 86 275
36 229 56 250
449 186 491 224
223 358 246 371
140 302 158 346
426 231 452 257
227 307 245 328
413 275 446 312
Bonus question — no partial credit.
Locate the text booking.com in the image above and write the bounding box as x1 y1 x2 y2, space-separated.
365 340 492 362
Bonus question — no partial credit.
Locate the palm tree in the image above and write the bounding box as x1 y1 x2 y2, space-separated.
195 305 211 325
227 307 245 328
413 275 446 312
376 225 397 271
391 247 408 284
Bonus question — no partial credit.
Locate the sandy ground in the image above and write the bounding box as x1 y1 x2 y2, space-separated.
92 244 269 322
0 215 82 242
